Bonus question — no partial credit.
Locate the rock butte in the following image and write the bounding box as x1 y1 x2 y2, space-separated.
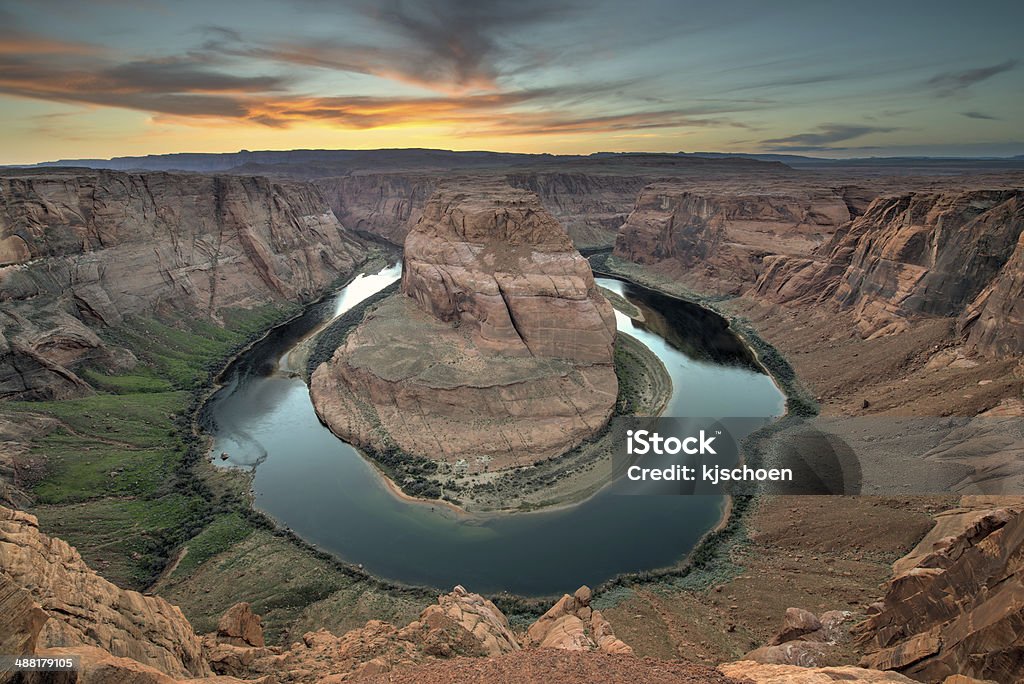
310 182 618 467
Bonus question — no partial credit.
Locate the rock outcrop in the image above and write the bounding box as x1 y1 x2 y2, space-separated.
215 603 265 648
753 190 1024 356
742 607 853 668
613 183 856 294
0 169 365 399
311 182 617 467
525 585 632 655
853 500 1024 682
0 574 48 665
0 506 210 679
720 661 917 683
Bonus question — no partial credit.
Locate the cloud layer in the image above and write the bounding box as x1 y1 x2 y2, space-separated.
1 0 1021 160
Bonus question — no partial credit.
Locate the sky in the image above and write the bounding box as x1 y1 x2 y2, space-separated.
1 0 1023 164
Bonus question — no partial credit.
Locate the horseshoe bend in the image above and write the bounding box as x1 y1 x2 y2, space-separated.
4 3 1024 681
310 182 619 470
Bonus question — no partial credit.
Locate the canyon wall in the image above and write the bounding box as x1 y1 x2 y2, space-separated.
504 172 647 248
0 169 366 399
311 182 617 467
752 190 1024 354
612 182 856 294
315 174 438 245
315 172 647 249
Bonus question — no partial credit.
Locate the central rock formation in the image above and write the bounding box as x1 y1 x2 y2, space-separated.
311 182 617 468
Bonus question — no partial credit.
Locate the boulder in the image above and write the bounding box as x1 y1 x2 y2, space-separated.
525 585 632 655
770 607 823 645
215 603 264 648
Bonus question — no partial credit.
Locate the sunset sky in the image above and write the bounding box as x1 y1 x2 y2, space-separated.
2 0 1022 164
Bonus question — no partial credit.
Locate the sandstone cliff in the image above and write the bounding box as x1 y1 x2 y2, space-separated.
315 172 647 249
612 182 856 294
315 174 437 245
0 506 210 679
853 499 1024 683
0 169 365 399
311 182 617 467
752 190 1024 356
505 172 647 248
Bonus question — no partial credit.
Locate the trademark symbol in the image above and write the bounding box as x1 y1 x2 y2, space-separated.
716 430 722 435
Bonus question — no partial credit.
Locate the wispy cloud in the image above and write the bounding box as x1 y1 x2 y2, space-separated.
960 111 1000 120
926 59 1017 97
0 5 748 138
761 124 898 152
198 0 578 93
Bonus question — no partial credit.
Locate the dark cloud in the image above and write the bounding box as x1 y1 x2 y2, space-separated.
762 124 898 151
0 52 270 118
198 0 578 92
961 111 1000 120
102 59 287 93
926 59 1017 97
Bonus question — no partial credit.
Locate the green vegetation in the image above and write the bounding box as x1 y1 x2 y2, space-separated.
171 513 253 578
4 303 299 590
106 306 298 388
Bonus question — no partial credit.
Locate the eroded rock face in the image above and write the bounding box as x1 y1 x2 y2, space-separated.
525 585 632 655
720 661 917 683
0 574 48 663
0 506 210 679
311 183 617 467
315 171 646 249
961 228 1024 356
316 174 437 245
0 169 365 399
505 172 647 248
613 183 855 293
402 183 616 362
854 502 1024 682
753 190 1024 355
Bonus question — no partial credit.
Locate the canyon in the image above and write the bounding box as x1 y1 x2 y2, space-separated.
0 169 365 401
2 151 1024 683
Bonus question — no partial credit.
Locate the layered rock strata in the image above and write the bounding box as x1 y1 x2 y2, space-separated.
0 506 210 679
311 183 617 467
0 169 365 399
612 183 856 293
854 500 1024 682
315 171 647 248
752 190 1024 356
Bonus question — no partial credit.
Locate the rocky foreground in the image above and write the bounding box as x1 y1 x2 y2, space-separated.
10 501 1015 683
310 182 617 468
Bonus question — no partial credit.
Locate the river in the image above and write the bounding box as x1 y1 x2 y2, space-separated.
203 264 785 596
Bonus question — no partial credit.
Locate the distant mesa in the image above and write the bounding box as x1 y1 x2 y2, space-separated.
310 181 618 468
